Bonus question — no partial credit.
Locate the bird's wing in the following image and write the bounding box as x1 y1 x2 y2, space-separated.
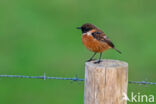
91 32 115 48
91 31 121 54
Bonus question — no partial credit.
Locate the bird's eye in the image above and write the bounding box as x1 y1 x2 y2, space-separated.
85 27 91 31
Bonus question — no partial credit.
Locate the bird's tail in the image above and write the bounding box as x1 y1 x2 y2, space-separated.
113 48 122 54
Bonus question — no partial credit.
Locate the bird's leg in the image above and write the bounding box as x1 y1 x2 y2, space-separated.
94 53 102 64
87 52 97 62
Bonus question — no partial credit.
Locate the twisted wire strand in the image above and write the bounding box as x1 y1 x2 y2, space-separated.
0 74 156 85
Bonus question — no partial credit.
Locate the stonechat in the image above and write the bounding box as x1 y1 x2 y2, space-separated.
77 23 121 64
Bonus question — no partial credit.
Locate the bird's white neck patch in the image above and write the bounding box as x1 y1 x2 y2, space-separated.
83 31 92 36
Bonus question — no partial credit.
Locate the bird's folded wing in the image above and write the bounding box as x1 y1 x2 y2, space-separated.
91 32 115 48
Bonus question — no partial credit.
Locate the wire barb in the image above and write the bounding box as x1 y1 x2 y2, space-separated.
44 72 46 80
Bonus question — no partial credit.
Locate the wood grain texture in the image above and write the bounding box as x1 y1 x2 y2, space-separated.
84 59 128 104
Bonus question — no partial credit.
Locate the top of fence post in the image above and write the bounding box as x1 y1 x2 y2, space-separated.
84 59 128 104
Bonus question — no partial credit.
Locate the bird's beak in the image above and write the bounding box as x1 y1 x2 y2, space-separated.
77 27 81 29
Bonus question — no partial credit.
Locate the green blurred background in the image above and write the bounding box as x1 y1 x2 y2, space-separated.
0 0 156 104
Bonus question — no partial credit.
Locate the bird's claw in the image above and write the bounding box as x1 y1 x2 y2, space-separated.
94 60 102 64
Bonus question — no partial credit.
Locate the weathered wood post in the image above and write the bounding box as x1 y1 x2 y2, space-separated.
84 59 128 104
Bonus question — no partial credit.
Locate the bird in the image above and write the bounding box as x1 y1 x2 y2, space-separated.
77 23 121 64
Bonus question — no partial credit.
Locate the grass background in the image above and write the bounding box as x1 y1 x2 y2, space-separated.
0 0 156 104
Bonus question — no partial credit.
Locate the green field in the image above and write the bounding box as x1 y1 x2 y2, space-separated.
0 0 156 104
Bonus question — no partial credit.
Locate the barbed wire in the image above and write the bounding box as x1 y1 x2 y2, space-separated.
0 73 84 81
128 81 156 85
0 73 156 85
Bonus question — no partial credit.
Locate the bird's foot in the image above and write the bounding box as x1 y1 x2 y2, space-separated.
86 59 96 62
94 60 102 64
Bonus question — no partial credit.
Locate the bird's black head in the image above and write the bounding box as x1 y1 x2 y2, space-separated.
77 23 96 33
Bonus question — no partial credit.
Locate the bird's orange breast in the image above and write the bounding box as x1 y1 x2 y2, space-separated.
82 34 110 53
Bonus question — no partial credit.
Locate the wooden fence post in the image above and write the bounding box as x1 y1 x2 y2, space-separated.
84 59 128 104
